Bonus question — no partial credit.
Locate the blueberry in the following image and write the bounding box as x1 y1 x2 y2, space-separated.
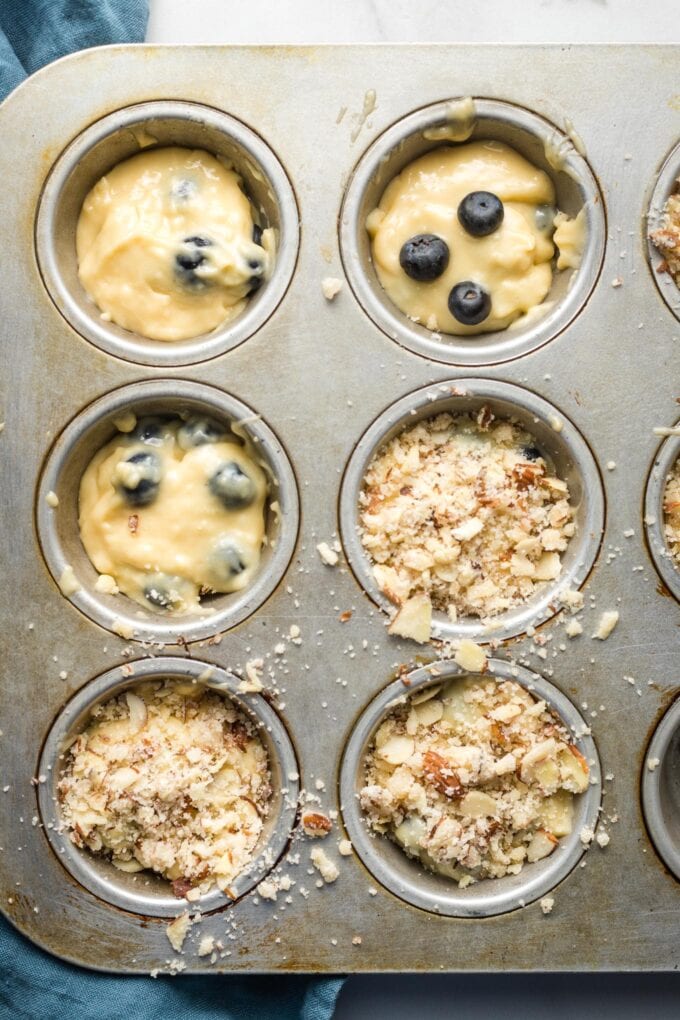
131 416 168 446
115 451 162 507
143 575 184 611
209 460 256 510
252 223 263 246
246 252 266 295
535 204 555 233
448 281 492 326
399 234 450 282
208 537 249 585
457 192 504 237
175 235 213 287
170 178 196 203
177 416 226 450
522 445 542 462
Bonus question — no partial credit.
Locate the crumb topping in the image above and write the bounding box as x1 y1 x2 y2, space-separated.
359 677 589 884
651 192 680 282
359 408 575 621
663 458 680 562
58 681 271 896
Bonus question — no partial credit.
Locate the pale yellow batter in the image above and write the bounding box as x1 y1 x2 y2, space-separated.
76 147 273 342
79 415 267 614
367 140 583 335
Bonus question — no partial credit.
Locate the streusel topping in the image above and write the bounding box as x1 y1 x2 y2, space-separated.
359 407 575 621
360 677 589 884
58 681 271 896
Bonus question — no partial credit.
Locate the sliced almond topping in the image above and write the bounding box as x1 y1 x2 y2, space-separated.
454 639 488 673
387 593 432 644
302 811 333 838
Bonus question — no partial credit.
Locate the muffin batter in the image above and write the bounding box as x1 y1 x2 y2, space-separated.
367 140 583 335
76 147 273 341
59 681 271 896
360 677 589 885
79 414 268 614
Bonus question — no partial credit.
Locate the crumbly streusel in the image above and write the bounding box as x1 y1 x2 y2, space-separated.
58 681 271 896
650 191 680 282
663 458 680 560
359 407 575 620
360 677 589 884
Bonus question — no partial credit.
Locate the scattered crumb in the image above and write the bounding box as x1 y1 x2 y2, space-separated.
198 936 215 957
321 277 343 301
316 541 339 566
310 847 339 883
388 593 432 644
46 490 59 508
647 757 661 772
352 935 362 946
302 811 332 837
592 611 619 640
596 830 610 848
166 913 193 953
565 618 583 638
540 896 555 915
454 639 488 673
338 839 353 856
239 658 264 693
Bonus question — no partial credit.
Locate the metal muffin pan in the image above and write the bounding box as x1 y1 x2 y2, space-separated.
36 378 300 644
340 658 601 918
2 44 680 974
340 97 606 367
36 100 300 368
340 377 605 644
37 656 300 917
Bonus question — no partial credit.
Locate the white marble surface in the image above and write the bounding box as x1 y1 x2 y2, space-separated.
147 0 680 44
145 2 680 1016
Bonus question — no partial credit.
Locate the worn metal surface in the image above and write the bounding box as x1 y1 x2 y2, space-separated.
1 44 680 974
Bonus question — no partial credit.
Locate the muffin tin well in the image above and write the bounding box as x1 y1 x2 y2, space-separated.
339 659 601 918
36 379 300 643
340 97 605 367
37 657 299 917
35 100 300 367
2 43 680 975
340 378 605 643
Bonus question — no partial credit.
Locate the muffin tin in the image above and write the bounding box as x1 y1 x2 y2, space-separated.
2 43 680 974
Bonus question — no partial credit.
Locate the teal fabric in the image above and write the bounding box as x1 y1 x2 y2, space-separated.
0 0 149 97
0 910 344 1020
0 3 345 1017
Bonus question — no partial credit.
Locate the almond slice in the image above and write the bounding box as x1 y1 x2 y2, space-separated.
388 593 432 644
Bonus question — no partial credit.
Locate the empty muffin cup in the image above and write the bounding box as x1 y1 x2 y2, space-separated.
339 658 601 917
36 656 299 917
644 429 680 602
36 379 299 643
340 97 605 366
339 378 605 644
35 100 299 366
641 695 680 882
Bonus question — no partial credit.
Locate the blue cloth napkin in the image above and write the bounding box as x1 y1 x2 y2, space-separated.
0 3 345 1017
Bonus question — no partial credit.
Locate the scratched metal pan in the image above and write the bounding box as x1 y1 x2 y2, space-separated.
2 44 680 975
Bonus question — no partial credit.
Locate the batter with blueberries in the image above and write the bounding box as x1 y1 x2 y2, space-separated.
79 414 267 614
367 139 583 335
76 147 272 342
